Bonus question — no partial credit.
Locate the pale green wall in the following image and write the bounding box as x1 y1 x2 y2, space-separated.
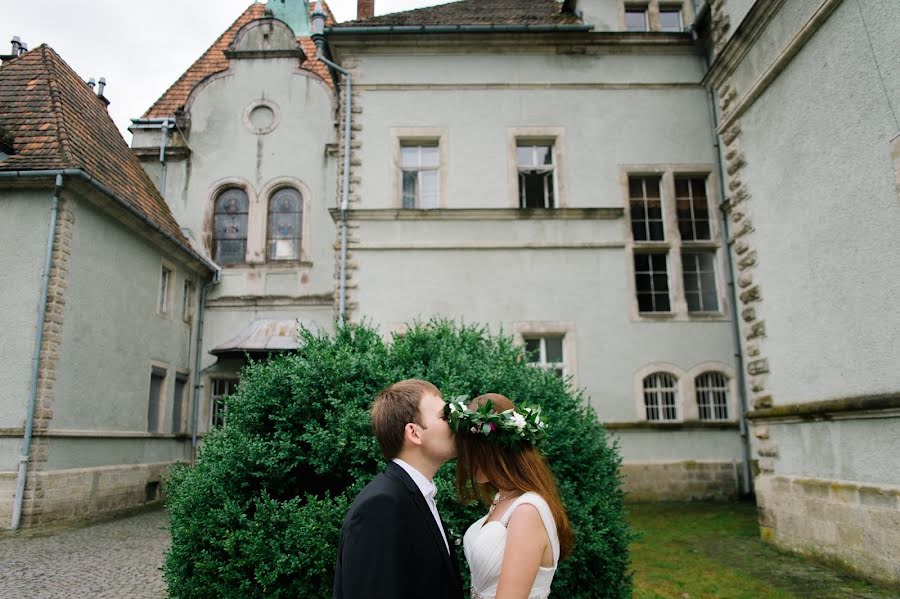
52 196 197 436
613 428 744 461
45 437 191 470
0 189 50 430
0 439 22 471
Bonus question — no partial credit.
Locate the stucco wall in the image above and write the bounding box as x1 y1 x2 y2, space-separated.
736 0 900 404
52 196 196 437
0 189 50 430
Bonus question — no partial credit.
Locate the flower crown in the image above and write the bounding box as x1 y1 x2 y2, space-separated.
443 396 547 447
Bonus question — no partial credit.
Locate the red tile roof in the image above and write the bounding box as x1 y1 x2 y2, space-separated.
0 45 196 259
335 0 580 27
144 2 336 118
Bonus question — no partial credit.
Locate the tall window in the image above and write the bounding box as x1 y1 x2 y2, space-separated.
524 336 565 378
643 372 678 421
148 367 166 433
172 373 189 433
659 5 683 31
517 143 556 208
696 372 729 421
400 143 439 209
625 5 649 31
158 267 172 315
267 187 303 260
182 280 195 323
627 172 720 317
210 378 238 429
213 188 249 265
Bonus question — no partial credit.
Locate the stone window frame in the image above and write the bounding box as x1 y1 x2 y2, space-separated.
260 177 313 264
510 321 577 388
618 0 693 32
633 363 684 422
683 362 737 422
390 128 448 209
181 278 195 324
621 164 729 322
171 369 192 434
507 127 566 209
157 259 176 318
206 177 313 267
147 361 170 433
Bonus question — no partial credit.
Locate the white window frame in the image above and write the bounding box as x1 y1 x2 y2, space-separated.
622 165 727 321
511 322 577 388
390 128 447 209
182 279 195 324
620 1 692 32
507 127 566 208
633 363 684 423
148 363 170 433
158 261 174 317
658 4 684 32
684 362 737 422
516 142 558 209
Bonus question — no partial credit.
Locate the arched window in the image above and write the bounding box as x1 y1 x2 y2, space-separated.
696 371 730 421
267 187 302 260
213 188 249 265
643 372 678 421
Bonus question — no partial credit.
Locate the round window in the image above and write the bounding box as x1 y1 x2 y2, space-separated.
243 101 279 135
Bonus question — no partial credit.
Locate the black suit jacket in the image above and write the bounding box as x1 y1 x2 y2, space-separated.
333 461 463 599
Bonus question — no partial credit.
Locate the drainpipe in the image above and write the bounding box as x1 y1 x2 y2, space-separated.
11 174 63 530
312 2 352 325
130 118 174 196
190 273 220 458
692 8 754 496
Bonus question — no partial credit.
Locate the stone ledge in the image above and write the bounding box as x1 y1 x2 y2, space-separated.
747 392 900 422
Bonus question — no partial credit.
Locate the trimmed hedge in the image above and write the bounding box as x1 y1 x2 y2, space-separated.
164 320 631 598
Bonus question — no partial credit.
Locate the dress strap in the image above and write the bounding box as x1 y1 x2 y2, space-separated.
499 492 560 566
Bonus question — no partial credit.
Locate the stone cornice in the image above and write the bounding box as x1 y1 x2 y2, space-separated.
604 421 740 431
0 428 193 439
747 393 900 422
329 207 623 222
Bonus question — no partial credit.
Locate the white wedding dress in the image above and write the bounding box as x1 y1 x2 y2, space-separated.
463 492 560 599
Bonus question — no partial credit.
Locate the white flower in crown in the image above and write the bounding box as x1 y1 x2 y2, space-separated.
511 411 527 430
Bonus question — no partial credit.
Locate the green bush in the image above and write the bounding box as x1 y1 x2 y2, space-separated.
164 320 632 598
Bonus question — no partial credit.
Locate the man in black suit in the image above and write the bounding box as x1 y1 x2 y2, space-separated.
333 379 463 599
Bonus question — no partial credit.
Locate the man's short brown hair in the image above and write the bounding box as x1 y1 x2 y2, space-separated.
371 379 441 459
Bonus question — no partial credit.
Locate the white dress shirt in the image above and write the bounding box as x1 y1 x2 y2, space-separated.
392 458 450 554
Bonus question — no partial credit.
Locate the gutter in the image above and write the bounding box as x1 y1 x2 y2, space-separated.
190 274 220 457
10 174 62 530
312 8 352 325
0 168 218 274
692 23 754 497
325 24 594 34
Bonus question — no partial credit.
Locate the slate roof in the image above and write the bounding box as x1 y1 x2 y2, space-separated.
334 0 580 27
0 45 199 261
144 2 336 118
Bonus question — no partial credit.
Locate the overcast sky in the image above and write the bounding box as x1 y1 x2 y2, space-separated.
3 0 447 142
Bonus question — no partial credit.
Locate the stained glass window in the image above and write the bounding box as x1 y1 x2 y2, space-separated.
267 188 302 260
213 188 249 265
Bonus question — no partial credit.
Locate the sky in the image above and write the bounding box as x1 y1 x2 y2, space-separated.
3 0 447 142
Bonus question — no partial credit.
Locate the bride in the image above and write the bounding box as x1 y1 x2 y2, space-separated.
444 393 574 599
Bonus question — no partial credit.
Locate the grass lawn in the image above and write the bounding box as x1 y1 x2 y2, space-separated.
627 501 899 599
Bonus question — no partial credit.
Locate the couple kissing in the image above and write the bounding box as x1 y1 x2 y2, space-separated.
333 379 574 599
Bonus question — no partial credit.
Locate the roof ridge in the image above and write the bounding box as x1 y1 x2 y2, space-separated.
37 44 74 166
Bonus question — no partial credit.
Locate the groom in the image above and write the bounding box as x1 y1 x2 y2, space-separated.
333 379 463 599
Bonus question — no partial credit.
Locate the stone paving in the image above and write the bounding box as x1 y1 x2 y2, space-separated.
0 509 168 599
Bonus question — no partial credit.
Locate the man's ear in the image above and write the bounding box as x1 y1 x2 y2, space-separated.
403 422 423 447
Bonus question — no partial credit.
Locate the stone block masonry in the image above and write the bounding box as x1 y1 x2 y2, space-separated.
621 461 739 501
756 474 900 585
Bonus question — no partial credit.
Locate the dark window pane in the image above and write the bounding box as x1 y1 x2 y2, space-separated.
653 292 671 312
524 338 541 362
545 337 564 363
402 171 417 208
635 273 652 293
649 220 665 241
637 294 654 312
215 240 246 265
214 188 248 264
634 254 650 271
650 253 667 270
520 171 552 208
148 370 165 433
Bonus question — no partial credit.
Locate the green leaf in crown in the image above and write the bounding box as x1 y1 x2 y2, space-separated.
443 396 547 448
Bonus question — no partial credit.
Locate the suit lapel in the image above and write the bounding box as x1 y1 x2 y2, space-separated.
387 463 459 589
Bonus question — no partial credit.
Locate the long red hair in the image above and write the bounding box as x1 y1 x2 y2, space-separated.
455 393 574 560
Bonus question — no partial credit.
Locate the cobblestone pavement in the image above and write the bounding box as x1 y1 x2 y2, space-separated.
0 509 168 599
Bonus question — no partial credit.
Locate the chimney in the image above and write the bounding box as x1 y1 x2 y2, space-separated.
1 36 26 65
96 77 110 108
87 78 96 91
357 0 374 20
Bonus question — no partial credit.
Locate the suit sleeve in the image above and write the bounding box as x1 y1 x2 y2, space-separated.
338 493 408 599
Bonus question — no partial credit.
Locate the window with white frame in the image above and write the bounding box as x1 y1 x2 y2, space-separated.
148 366 167 433
659 5 683 32
643 371 679 421
400 143 439 209
267 187 303 260
210 378 238 429
213 187 249 265
625 5 649 31
172 372 189 433
696 371 730 421
182 280 195 323
524 335 565 378
517 143 556 208
627 171 721 317
158 266 172 315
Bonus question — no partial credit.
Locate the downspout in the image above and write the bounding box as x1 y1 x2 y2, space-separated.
130 117 173 196
11 174 63 530
190 273 220 459
692 9 754 496
312 3 352 325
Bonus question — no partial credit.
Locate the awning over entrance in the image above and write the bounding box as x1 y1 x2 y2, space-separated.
210 319 311 357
